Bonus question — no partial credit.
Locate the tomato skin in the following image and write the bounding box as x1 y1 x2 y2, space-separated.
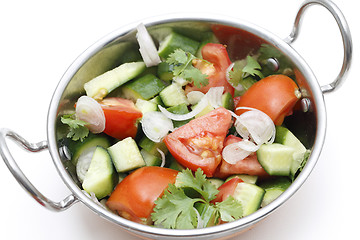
235 74 300 125
185 43 234 96
99 97 142 140
164 107 232 177
211 177 243 203
106 166 178 223
214 135 269 179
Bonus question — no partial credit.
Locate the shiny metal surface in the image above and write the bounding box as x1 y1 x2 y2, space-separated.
0 0 352 239
285 0 352 93
0 128 78 211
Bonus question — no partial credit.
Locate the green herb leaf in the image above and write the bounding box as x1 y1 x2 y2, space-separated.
152 184 203 229
242 56 264 79
175 168 218 202
166 49 209 88
215 196 243 222
61 114 89 142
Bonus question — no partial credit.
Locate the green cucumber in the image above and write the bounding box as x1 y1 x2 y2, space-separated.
84 61 146 100
192 103 214 118
138 135 168 158
221 92 234 110
122 73 166 101
167 154 185 172
159 83 188 107
275 126 309 177
158 32 199 59
108 137 145 172
208 178 225 189
157 62 174 81
257 143 295 176
233 182 265 216
166 103 192 128
225 174 258 184
82 146 115 199
67 133 111 165
259 177 291 207
140 149 162 167
149 95 165 107
135 99 158 114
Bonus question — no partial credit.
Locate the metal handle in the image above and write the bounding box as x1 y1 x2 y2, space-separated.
285 0 352 94
0 128 78 211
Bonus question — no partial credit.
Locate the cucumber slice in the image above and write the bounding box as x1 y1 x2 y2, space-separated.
158 32 199 59
67 133 111 165
149 95 164 106
159 83 189 107
259 177 291 207
225 174 258 184
82 146 115 199
84 61 146 100
192 103 214 118
166 103 192 128
208 178 225 189
108 137 146 172
221 92 234 110
233 182 265 216
138 136 168 158
135 99 158 114
257 143 295 176
122 73 166 101
157 62 174 81
140 149 162 167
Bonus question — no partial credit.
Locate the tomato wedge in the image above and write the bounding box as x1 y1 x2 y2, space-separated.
164 107 232 177
106 166 178 223
211 177 243 203
99 97 142 140
185 43 234 96
235 74 300 125
214 135 269 179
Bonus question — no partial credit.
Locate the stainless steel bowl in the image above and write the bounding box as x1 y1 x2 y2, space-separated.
0 0 352 239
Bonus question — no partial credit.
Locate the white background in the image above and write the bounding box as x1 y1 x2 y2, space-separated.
0 0 358 239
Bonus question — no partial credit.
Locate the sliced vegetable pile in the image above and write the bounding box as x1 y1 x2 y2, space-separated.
60 23 310 229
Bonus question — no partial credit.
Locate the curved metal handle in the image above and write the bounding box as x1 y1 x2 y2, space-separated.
285 0 352 94
0 128 78 211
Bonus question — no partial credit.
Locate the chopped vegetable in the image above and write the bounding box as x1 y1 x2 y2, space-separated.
136 23 161 67
61 114 89 142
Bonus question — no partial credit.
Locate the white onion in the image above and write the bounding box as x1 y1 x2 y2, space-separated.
76 146 96 183
222 140 259 164
225 62 244 91
173 76 188 86
234 107 275 145
186 91 205 105
159 87 224 121
136 23 161 67
76 96 105 133
157 148 166 167
141 111 174 142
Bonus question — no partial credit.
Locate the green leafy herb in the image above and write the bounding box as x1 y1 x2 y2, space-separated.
152 168 243 229
242 56 264 79
228 56 263 89
166 49 209 88
61 114 89 142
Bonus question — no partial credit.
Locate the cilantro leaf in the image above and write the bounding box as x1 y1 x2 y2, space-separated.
242 56 264 79
166 49 209 88
215 196 243 222
175 168 218 202
152 184 203 229
61 114 89 142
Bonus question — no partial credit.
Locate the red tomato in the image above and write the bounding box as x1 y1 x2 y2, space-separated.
106 166 178 223
211 177 243 203
235 74 300 125
164 107 232 177
185 43 234 96
214 135 269 179
99 97 142 140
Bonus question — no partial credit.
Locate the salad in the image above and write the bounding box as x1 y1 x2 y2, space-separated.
60 23 310 229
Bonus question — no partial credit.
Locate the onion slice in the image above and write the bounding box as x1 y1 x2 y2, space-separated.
76 96 105 133
76 146 96 183
136 23 161 67
159 87 224 121
186 91 205 105
157 148 166 167
141 111 174 142
222 140 259 164
234 107 275 145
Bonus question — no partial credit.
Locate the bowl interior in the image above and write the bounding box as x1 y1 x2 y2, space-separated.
49 17 323 239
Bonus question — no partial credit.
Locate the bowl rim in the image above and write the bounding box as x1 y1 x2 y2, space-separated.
47 13 326 239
